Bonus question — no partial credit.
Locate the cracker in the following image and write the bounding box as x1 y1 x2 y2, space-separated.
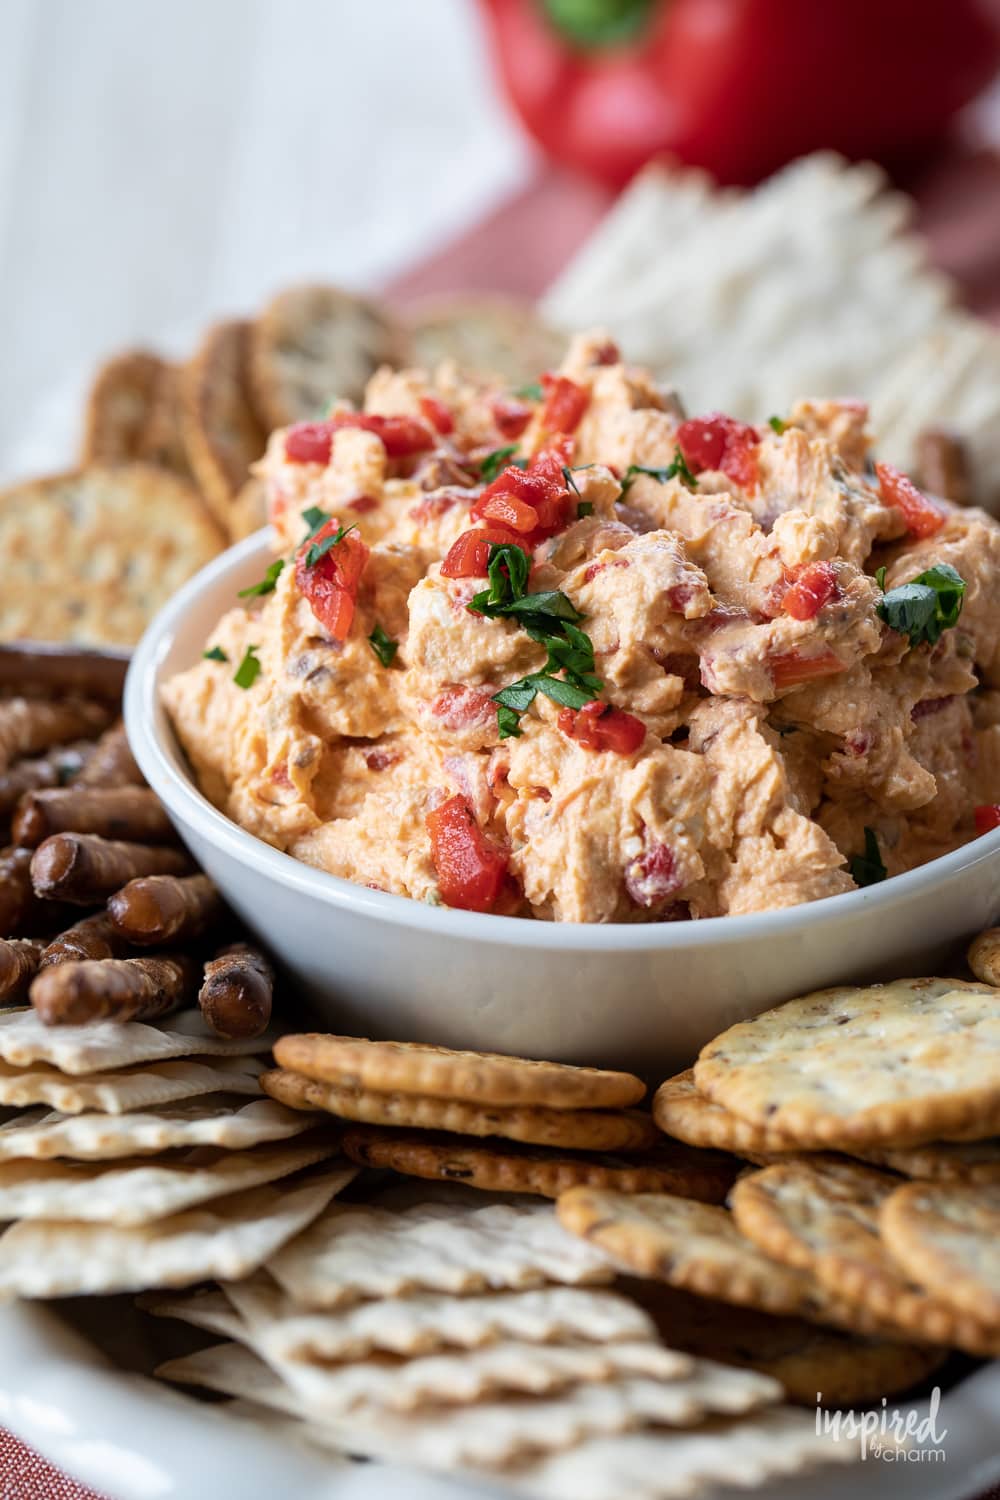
340 1126 735 1202
222 1275 658 1361
0 1055 263 1114
141 1286 243 1340
555 1187 880 1332
652 1071 801 1156
179 320 266 529
267 1196 615 1308
626 1284 945 1407
694 979 1000 1149
880 1181 1000 1325
81 351 193 483
250 284 401 427
730 1160 1000 1355
262 1069 656 1153
0 1140 336 1224
0 1167 350 1297
404 295 565 385
0 1097 321 1161
859 1138 1000 1184
273 1034 646 1111
968 925 1000 988
0 1006 276 1073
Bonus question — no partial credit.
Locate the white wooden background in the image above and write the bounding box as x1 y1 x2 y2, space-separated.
0 0 532 479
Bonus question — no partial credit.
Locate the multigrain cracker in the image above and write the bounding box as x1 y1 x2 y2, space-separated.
0 467 222 646
694 979 1000 1149
555 1188 881 1332
0 1054 263 1113
730 1160 1000 1355
262 1069 657 1153
0 1140 336 1225
273 1035 646 1111
81 350 168 465
0 1168 350 1297
652 1071 800 1156
404 296 565 386
0 1097 321 1161
0 1007 276 1073
341 1126 735 1202
180 320 266 529
880 1181 1000 1325
267 1196 615 1308
859 1138 1000 1184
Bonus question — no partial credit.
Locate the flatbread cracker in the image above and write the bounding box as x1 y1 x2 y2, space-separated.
730 1160 1000 1356
880 1181 1000 1325
141 1286 244 1340
180 319 266 529
0 1055 263 1114
341 1126 735 1202
273 1034 645 1110
262 1069 656 1153
0 1140 336 1224
0 467 223 646
81 351 194 483
859 1137 1000 1184
404 296 564 385
267 1196 615 1308
0 1097 321 1161
0 1007 276 1074
652 1071 801 1156
694 979 1000 1149
0 1168 350 1297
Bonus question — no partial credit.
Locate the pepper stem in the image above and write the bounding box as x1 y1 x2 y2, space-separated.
540 0 657 50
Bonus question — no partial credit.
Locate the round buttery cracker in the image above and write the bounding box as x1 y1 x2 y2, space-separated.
555 1187 877 1331
653 1070 800 1156
0 466 223 646
730 1160 1000 1356
859 1138 1000 1184
180 319 266 528
880 1181 1000 1325
272 1034 646 1111
340 1126 736 1202
261 1069 657 1153
694 978 1000 1150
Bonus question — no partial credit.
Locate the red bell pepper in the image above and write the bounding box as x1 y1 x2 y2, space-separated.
478 0 1000 188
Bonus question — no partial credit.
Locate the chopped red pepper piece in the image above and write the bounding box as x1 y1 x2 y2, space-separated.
558 701 646 755
974 804 1000 836
677 413 760 489
476 493 539 535
540 374 590 435
491 397 533 439
470 448 575 543
440 525 525 579
875 462 945 540
285 412 436 465
625 842 680 908
295 520 369 641
770 647 845 692
426 794 508 913
782 562 838 621
419 395 454 436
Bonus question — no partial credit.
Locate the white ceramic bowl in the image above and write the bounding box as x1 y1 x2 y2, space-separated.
125 530 1000 1076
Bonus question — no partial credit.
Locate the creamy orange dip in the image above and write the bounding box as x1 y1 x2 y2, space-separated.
164 334 1000 922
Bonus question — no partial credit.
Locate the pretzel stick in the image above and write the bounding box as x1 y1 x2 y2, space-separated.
0 741 94 820
13 786 174 848
39 911 130 968
0 938 45 1002
0 698 111 772
198 942 274 1039
0 644 129 703
0 847 43 934
78 722 145 788
108 874 221 945
30 954 198 1026
30 834 190 904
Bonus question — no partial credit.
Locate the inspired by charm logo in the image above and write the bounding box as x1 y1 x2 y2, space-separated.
816 1387 948 1462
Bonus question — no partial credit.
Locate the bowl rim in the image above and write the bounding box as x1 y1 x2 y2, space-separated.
125 528 1000 953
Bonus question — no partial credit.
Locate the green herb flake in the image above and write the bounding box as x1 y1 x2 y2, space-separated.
576 501 594 518
875 565 887 591
622 446 697 494
368 623 398 668
514 381 543 402
876 563 966 648
496 704 523 740
768 415 788 435
848 826 888 888
478 446 527 485
233 644 262 690
203 645 228 663
237 558 285 599
305 523 357 568
301 505 330 540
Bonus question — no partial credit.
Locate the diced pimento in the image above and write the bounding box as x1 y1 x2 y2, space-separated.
974 804 1000 835
491 397 533 439
476 493 539 535
284 422 335 465
677 413 760 489
591 340 621 366
426 794 508 912
419 395 454 435
583 558 629 585
285 412 436 465
540 374 590 435
558 701 646 755
770 647 845 692
470 451 575 543
295 521 369 641
430 686 497 731
625 841 680 907
782 562 838 621
875 462 945 539
440 526 526 579
348 495 379 514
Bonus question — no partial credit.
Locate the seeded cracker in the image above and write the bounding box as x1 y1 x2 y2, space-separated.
859 1137 1000 1184
880 1180 1000 1325
652 1070 801 1156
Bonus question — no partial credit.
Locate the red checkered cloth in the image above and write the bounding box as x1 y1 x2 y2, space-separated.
0 1431 108 1499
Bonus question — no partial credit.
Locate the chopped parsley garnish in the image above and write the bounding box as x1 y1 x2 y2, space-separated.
848 827 888 888
301 505 330 540
305 523 357 568
495 704 523 740
238 558 285 599
875 565 887 591
562 465 582 497
514 381 543 401
622 446 698 494
479 446 528 485
577 501 594 518
368 623 398 668
876 563 966 648
768 415 787 434
203 645 228 662
233 644 262 690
